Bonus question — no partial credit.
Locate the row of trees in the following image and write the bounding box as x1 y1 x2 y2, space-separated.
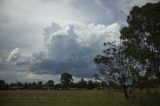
0 80 54 90
1 72 156 91
0 73 110 90
94 2 160 99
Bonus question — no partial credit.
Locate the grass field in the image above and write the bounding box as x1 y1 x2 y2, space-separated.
0 89 160 106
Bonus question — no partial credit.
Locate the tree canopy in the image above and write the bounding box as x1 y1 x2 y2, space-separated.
94 42 140 99
94 2 160 99
60 73 73 88
120 2 160 79
46 80 54 89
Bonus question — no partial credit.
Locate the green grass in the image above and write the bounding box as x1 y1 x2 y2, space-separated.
0 89 160 106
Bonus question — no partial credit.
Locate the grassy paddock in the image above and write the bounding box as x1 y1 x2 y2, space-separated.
0 89 160 106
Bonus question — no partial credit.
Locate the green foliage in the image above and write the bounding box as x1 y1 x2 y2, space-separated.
0 80 8 90
94 55 109 64
60 73 73 88
87 80 95 89
46 80 54 89
77 78 87 89
94 41 141 99
120 2 160 79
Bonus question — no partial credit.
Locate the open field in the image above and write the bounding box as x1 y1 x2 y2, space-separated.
0 89 160 106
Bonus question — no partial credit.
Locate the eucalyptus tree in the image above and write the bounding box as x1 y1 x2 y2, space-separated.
94 42 141 99
120 2 160 80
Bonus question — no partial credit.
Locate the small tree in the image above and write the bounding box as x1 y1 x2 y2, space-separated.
78 78 87 89
38 81 43 89
60 73 73 89
46 80 54 89
87 80 95 89
0 80 8 90
94 42 141 99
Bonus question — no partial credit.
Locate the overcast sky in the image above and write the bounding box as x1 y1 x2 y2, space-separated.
0 0 159 83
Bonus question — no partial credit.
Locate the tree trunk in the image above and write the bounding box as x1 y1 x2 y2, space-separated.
123 85 129 99
153 59 160 81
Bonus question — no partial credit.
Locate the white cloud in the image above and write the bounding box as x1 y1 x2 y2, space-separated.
0 0 158 58
7 48 21 62
75 23 120 47
27 22 120 77
5 22 120 80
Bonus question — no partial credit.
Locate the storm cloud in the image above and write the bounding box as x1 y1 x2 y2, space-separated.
28 22 120 77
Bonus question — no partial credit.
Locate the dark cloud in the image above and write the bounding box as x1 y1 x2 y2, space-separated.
27 22 120 77
30 58 95 76
5 22 120 78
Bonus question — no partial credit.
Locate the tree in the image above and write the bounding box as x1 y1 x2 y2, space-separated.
87 80 95 89
17 82 22 87
46 80 54 89
60 73 73 89
78 78 87 89
120 2 160 80
38 81 43 89
101 81 107 89
0 80 8 90
94 42 140 99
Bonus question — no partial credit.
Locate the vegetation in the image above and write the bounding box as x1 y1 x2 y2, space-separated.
94 2 160 99
120 2 160 80
46 80 54 89
94 42 141 99
60 73 73 89
0 89 160 106
0 77 107 90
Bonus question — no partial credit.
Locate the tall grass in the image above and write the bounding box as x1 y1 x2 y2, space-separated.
0 89 160 106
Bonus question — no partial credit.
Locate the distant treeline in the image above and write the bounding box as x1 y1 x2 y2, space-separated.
0 72 159 90
0 79 108 90
0 73 107 90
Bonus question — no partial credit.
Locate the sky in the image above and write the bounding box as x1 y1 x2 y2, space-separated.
0 0 159 83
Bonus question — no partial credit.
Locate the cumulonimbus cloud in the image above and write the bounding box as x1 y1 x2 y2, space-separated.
6 22 120 78
29 22 120 77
